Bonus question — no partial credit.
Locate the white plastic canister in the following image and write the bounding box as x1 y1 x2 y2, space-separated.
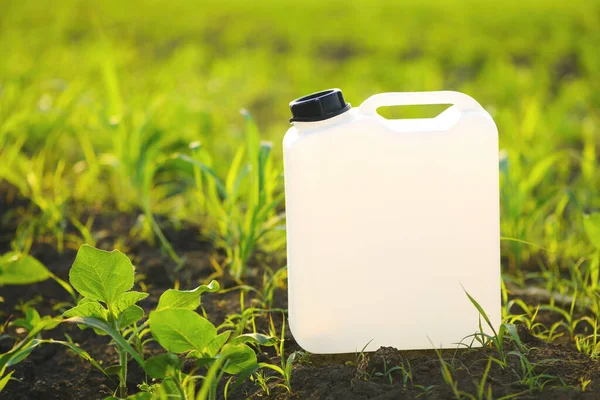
283 89 500 354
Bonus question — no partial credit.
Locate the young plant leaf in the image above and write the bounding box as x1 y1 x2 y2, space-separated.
0 370 14 392
464 289 498 337
144 353 181 379
63 299 109 322
202 331 232 358
113 291 149 315
69 245 134 307
155 280 219 312
502 323 524 352
149 309 217 353
5 339 39 368
117 305 144 327
0 253 50 285
158 377 181 397
220 343 257 374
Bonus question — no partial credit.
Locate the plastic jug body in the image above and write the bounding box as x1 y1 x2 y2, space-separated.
283 90 500 354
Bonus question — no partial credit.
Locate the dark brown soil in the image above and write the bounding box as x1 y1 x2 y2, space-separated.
2 185 600 399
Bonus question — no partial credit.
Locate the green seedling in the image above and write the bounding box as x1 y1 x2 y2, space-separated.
415 384 436 398
465 291 524 368
574 317 600 358
371 358 405 385
430 342 464 399
473 357 493 400
62 244 149 397
432 345 510 400
143 267 278 398
257 313 298 393
579 377 592 392
177 111 285 280
99 64 190 264
60 244 276 399
505 299 563 343
249 370 272 397
466 292 563 395
258 266 287 309
507 351 559 392
398 358 414 388
0 142 71 253
539 291 587 340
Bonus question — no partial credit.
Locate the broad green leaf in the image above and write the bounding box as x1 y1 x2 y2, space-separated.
156 280 220 312
63 316 143 366
230 333 278 347
220 343 257 374
149 309 217 353
118 305 144 328
63 299 109 321
113 291 149 316
69 245 134 306
144 353 181 379
584 213 600 250
0 253 50 285
202 331 232 358
158 377 180 397
0 370 14 392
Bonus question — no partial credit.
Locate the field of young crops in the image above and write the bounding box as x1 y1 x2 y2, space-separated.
1 0 600 398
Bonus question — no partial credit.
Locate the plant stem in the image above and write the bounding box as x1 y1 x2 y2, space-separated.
143 202 181 264
174 373 186 400
119 348 128 398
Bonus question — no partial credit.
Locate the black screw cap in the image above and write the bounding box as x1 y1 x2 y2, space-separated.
289 88 351 123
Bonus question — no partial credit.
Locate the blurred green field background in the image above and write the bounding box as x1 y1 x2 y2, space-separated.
1 0 599 276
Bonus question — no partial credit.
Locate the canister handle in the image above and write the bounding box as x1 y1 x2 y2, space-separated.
359 91 483 116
